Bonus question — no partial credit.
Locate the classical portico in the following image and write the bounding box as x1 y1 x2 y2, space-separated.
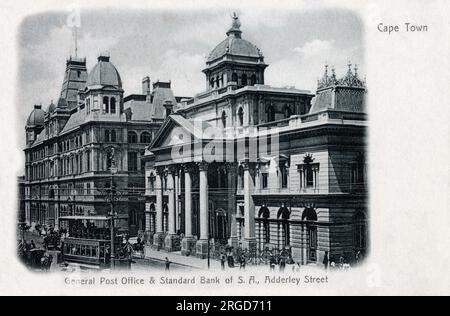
144 150 259 259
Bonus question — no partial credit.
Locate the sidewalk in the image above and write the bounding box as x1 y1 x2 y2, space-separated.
143 246 222 270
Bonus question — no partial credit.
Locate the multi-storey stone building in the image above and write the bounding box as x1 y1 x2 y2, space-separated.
143 14 368 265
23 53 180 252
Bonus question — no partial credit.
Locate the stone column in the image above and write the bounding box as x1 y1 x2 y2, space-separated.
175 171 180 232
196 162 209 259
227 163 239 249
182 164 196 255
242 162 257 253
152 168 165 250
164 166 181 251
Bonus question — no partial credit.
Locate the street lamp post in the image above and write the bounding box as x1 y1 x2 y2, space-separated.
108 165 119 269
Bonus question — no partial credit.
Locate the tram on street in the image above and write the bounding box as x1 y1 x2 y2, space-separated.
59 215 126 267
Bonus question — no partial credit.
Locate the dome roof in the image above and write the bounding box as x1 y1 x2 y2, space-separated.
86 55 122 89
207 13 263 63
26 106 45 127
208 37 262 62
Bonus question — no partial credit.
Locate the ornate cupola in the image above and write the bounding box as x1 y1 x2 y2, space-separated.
311 62 367 114
82 53 124 118
25 105 45 146
202 13 268 91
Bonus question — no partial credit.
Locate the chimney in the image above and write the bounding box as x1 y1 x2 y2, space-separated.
142 76 151 95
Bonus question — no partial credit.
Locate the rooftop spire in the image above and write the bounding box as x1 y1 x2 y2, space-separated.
226 12 242 38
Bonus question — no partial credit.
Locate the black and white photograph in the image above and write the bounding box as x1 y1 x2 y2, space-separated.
16 7 367 273
1 0 450 297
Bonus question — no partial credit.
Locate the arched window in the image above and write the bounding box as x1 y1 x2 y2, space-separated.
215 76 220 88
238 107 244 126
302 207 318 262
103 96 109 113
128 131 137 143
105 130 110 142
267 105 275 122
231 72 238 83
111 130 116 142
280 161 289 189
106 150 113 170
148 173 155 191
277 204 290 246
140 132 152 143
241 74 248 86
110 97 116 114
221 111 227 129
250 74 257 86
210 77 215 89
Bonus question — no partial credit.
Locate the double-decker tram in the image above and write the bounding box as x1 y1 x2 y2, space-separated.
59 215 126 268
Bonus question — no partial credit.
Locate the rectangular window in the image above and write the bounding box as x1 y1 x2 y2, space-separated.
86 151 91 171
306 165 314 187
128 152 138 171
298 163 320 189
262 173 268 189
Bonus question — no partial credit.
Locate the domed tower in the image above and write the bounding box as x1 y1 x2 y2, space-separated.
82 53 123 118
203 13 268 90
25 105 45 146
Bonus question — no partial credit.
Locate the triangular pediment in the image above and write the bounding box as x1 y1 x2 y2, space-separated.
149 115 213 151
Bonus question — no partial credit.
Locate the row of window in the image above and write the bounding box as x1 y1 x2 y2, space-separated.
86 95 118 115
104 130 153 143
28 151 92 180
145 159 365 193
209 72 259 89
126 131 152 144
219 104 297 130
256 211 367 257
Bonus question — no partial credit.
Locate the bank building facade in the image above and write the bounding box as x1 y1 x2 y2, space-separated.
142 14 368 265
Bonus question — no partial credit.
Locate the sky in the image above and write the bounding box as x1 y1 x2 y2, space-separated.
16 8 364 146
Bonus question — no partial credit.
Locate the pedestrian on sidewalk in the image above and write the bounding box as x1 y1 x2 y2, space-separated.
165 257 171 272
227 249 234 268
239 256 246 270
269 256 276 272
323 251 329 270
220 254 226 271
279 257 286 273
